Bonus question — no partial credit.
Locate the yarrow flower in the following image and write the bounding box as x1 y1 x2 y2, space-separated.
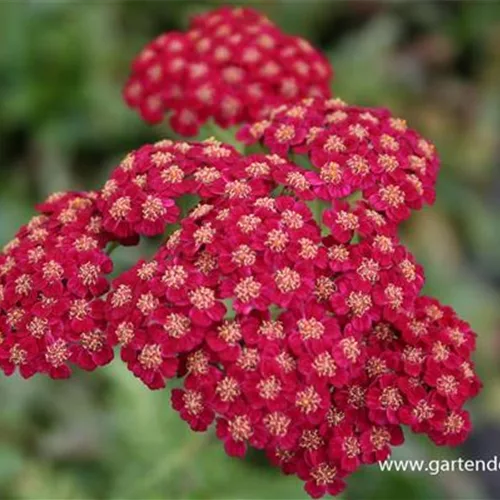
0 192 115 379
238 97 440 224
0 7 482 497
0 132 479 498
123 7 333 135
97 138 292 240
104 191 480 497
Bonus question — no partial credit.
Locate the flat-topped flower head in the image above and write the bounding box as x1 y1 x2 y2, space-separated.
0 192 115 379
0 132 480 500
100 175 480 498
238 97 440 224
0 3 482 495
98 139 287 240
123 7 332 135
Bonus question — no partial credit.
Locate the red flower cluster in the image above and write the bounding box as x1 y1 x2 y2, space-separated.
123 7 332 135
396 297 481 446
0 192 115 379
238 97 440 224
104 190 480 497
0 127 480 497
0 6 482 497
97 138 286 240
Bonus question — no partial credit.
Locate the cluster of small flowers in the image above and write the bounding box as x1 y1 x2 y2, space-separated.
123 7 332 135
238 97 440 223
0 132 481 497
396 296 481 446
0 192 115 379
104 190 480 497
97 138 287 240
0 5 482 497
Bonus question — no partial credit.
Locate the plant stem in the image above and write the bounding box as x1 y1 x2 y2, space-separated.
201 120 244 152
106 241 120 255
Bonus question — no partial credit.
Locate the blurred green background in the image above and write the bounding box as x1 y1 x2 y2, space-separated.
1 1 500 499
